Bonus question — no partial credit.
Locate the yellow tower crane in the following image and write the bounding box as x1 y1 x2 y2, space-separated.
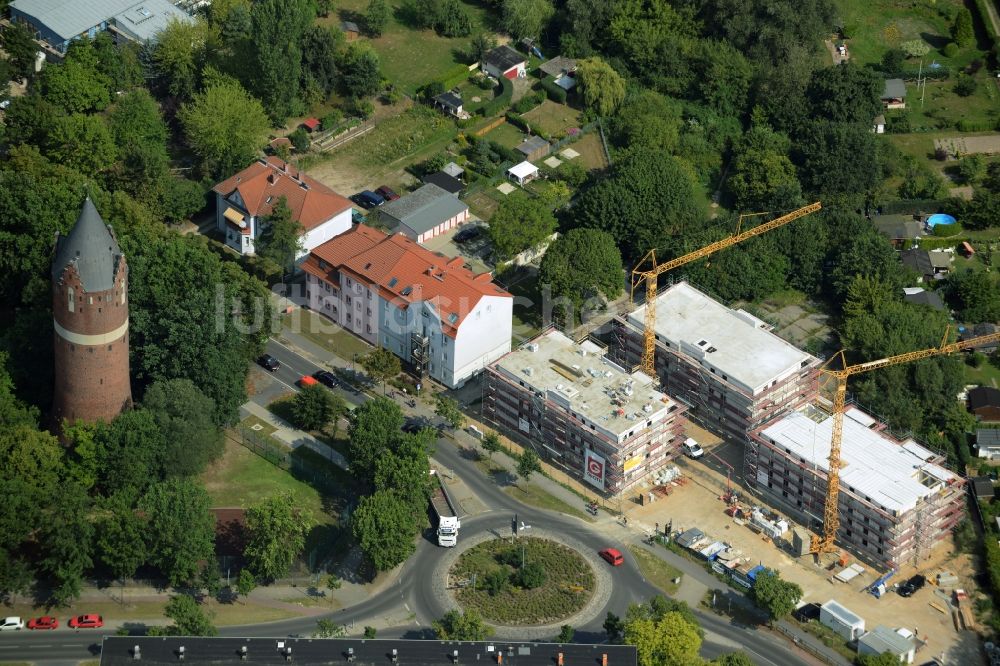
812 328 1000 555
630 202 822 378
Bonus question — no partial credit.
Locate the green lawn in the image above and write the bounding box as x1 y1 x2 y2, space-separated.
281 309 372 358
485 121 526 150
324 0 490 95
521 100 583 137
967 359 1000 388
833 0 969 66
899 78 1000 132
627 545 681 595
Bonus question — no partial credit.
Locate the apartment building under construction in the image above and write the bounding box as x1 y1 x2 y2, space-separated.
483 329 687 495
613 281 821 441
747 404 965 569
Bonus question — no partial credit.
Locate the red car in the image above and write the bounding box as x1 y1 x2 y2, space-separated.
599 548 624 567
27 616 59 630
68 614 103 629
375 186 400 201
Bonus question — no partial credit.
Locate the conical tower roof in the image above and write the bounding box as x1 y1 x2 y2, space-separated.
52 198 122 292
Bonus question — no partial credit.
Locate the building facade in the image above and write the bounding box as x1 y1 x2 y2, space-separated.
51 198 132 428
302 226 512 388
746 404 965 569
212 157 354 259
483 329 687 495
614 281 820 441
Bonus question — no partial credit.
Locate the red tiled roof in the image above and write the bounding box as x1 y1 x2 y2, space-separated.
303 226 511 337
302 118 321 131
212 157 353 232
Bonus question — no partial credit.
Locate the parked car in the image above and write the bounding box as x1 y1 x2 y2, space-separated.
257 354 280 372
312 370 339 388
68 614 104 629
453 226 481 243
682 437 705 459
375 185 400 201
0 617 23 631
27 616 58 630
354 190 385 209
792 602 821 622
299 375 319 388
898 574 926 597
599 548 624 567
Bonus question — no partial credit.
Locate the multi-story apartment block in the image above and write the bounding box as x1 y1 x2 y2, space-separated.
747 404 965 569
483 329 687 495
614 281 820 441
302 226 512 388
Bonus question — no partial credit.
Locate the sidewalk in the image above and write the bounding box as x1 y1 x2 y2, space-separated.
241 401 348 471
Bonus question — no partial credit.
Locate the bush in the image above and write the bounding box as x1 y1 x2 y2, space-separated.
968 352 987 368
289 128 310 152
517 561 546 589
886 114 911 134
482 569 509 596
322 111 343 131
429 63 471 93
958 119 994 132
512 91 545 114
347 97 375 119
932 221 962 236
540 76 568 103
954 75 977 97
558 161 587 187
480 76 513 117
943 42 960 58
472 73 494 90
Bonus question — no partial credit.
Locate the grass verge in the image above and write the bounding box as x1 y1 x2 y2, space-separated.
627 545 682 595
281 310 372 359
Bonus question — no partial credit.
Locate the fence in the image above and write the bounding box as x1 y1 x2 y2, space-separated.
229 426 343 496
773 622 847 665
313 119 376 152
474 117 507 137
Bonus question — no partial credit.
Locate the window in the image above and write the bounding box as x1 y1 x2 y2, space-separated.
68 287 75 312
88 296 93 305
346 313 352 323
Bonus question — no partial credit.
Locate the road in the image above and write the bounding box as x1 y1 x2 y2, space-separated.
0 339 812 666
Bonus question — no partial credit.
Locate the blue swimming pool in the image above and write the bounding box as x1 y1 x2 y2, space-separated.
927 213 956 227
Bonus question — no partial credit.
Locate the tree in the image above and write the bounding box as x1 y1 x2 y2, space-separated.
93 410 167 496
1 21 37 81
517 448 542 487
624 610 702 666
695 39 752 118
556 624 575 643
517 561 546 588
235 568 256 603
604 611 624 643
806 63 883 125
435 395 466 429
958 154 987 185
140 478 216 587
288 127 311 153
437 0 473 37
339 43 382 99
257 196 304 276
39 53 111 114
539 228 623 315
244 492 314 581
46 113 117 174
348 397 405 483
726 123 802 211
374 436 432 522
178 79 269 179
108 90 170 199
487 196 557 260
952 8 975 48
143 378 223 477
481 431 503 460
713 652 754 666
292 383 342 431
314 618 347 637
433 609 495 641
700 0 835 65
501 0 554 40
360 348 401 393
482 568 510 595
302 25 343 97
946 270 1000 323
900 39 930 58
248 0 312 120
92 32 142 92
793 120 881 205
153 16 209 99
39 482 94 605
749 569 802 622
163 594 218 636
96 495 148 582
469 32 497 62
364 626 378 639
576 57 625 116
857 653 901 666
352 490 419 571
366 0 391 37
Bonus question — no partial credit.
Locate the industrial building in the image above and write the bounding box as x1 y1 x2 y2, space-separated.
746 404 965 569
483 328 687 495
613 281 820 440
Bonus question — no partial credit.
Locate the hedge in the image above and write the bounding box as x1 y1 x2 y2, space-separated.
918 237 967 250
931 221 963 236
973 0 1000 64
540 75 568 103
430 63 473 92
506 111 550 140
958 119 996 132
480 76 513 117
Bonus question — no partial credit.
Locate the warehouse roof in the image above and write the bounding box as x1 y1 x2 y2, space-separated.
859 626 913 656
758 405 959 515
625 281 818 395
379 183 468 236
11 0 190 43
490 329 680 441
100 637 637 666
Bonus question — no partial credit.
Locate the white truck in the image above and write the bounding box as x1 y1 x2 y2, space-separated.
430 470 461 547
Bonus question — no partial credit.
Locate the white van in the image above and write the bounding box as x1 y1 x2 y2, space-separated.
682 438 705 459
466 425 484 440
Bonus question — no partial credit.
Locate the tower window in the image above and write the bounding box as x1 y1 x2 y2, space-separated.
121 287 126 305
108 345 112 351
68 287 75 312
88 296 93 305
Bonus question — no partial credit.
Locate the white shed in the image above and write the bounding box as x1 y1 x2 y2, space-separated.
819 599 865 640
507 161 539 186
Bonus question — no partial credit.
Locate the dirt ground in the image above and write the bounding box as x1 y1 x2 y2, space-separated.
935 134 1000 159
624 423 985 666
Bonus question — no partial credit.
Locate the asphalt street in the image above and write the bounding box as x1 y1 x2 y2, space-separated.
0 340 812 666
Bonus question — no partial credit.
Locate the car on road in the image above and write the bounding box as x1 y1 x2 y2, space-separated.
353 190 385 209
312 370 339 388
299 375 319 388
453 226 481 243
27 616 59 630
257 354 280 372
375 185 400 201
792 602 821 622
0 617 23 631
682 437 704 459
898 574 926 597
68 614 103 629
599 548 624 567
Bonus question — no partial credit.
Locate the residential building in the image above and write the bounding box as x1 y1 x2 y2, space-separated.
483 329 688 495
516 135 551 162
483 45 527 79
901 287 946 311
539 55 577 78
613 281 820 441
976 428 1000 459
99 637 638 666
857 626 916 664
421 170 464 195
882 78 907 109
969 386 1000 422
51 198 132 430
302 226 512 388
900 248 951 281
746 404 966 569
212 157 354 258
10 0 193 54
873 215 924 248
377 183 469 243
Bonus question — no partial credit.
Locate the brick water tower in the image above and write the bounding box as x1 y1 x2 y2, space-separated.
51 198 132 429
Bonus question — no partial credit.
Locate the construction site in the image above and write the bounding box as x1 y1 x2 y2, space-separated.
612 281 821 441
746 403 966 570
481 328 687 495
